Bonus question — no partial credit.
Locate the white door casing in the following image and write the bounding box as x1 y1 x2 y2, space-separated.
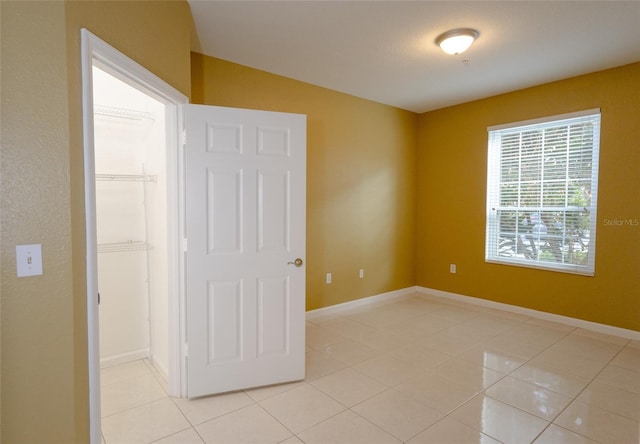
185 104 306 397
81 29 188 443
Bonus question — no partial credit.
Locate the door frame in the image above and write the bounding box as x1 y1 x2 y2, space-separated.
80 29 188 443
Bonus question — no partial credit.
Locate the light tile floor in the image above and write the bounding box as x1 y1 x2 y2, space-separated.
100 293 640 443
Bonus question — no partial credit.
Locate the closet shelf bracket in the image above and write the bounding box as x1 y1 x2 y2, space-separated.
97 241 154 254
96 173 157 182
94 104 155 121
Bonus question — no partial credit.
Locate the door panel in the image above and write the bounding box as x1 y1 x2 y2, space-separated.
207 279 242 364
185 104 306 397
257 276 289 356
258 171 290 252
207 169 243 253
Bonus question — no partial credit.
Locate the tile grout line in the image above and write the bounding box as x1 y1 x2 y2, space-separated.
498 333 631 444
540 337 634 444
414 317 577 443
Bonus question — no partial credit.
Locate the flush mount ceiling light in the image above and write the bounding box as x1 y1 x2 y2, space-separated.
435 28 479 55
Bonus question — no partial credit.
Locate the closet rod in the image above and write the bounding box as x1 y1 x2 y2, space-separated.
97 240 154 254
94 104 155 121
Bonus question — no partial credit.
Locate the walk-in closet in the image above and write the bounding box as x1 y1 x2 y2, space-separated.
93 66 169 378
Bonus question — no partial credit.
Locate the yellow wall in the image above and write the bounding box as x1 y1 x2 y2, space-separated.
192 54 418 310
0 1 191 441
417 62 640 331
1 0 637 439
1 3 4 439
2 2 76 441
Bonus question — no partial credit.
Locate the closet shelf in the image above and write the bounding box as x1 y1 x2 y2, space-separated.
97 241 154 254
96 173 157 182
94 104 155 121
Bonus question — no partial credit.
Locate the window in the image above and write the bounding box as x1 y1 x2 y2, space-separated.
485 109 601 275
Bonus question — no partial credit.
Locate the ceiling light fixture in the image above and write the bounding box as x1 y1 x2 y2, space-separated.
435 28 479 55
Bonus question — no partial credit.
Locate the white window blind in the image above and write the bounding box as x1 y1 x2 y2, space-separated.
485 109 601 275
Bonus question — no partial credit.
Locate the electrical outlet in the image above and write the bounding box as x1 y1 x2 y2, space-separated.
326 273 332 284
450 264 457 274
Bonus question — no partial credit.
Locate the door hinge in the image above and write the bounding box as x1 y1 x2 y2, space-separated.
182 238 188 253
181 129 187 146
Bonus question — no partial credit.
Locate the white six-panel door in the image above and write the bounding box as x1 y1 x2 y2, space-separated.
185 104 306 397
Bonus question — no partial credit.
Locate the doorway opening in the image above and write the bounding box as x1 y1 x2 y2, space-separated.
93 66 169 375
81 29 188 443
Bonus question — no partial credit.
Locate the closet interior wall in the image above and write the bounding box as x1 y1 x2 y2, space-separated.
93 66 169 378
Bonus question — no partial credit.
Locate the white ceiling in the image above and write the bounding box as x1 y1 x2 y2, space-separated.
188 1 640 113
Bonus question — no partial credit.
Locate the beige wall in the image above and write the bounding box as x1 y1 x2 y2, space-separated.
191 54 418 310
0 1 191 441
417 62 640 332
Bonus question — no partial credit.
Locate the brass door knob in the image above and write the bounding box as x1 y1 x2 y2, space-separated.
288 258 303 267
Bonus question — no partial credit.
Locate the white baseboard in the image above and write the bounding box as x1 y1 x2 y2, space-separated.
306 287 417 321
306 285 639 341
417 286 640 341
100 348 149 369
151 356 169 382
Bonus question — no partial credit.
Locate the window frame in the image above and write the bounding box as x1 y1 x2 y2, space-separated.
485 109 601 276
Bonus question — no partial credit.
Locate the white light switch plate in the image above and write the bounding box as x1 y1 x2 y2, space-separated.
16 244 43 277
